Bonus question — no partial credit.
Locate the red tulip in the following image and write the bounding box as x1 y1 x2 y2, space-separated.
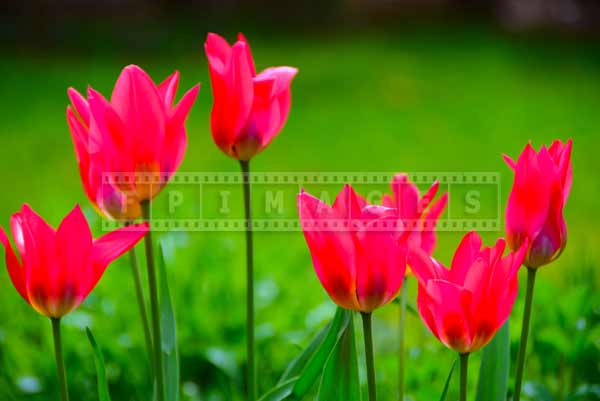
409 231 527 353
67 65 200 220
298 184 408 312
205 33 298 161
504 139 572 268
0 204 148 318
382 173 448 257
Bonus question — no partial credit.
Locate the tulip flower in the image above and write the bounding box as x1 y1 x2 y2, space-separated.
298 184 410 401
504 139 572 401
205 32 298 161
409 231 527 401
382 173 447 400
0 204 147 401
67 66 199 397
67 65 200 220
205 32 297 401
504 139 572 269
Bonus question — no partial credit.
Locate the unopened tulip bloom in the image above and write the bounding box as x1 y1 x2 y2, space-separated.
506 139 572 401
205 33 298 161
67 65 200 220
0 204 148 318
409 231 527 401
504 139 572 269
0 204 147 401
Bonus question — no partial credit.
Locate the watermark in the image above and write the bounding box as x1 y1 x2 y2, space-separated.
101 172 502 232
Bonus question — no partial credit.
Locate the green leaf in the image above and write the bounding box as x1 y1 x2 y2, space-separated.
86 328 112 401
258 378 298 401
279 323 330 384
291 307 352 397
158 244 180 401
475 321 509 401
317 315 360 401
439 359 457 401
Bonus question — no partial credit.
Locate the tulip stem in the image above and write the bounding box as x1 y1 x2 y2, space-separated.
398 280 406 401
141 201 165 401
127 243 154 376
514 267 537 401
51 318 70 401
459 353 469 401
240 160 256 401
361 312 377 401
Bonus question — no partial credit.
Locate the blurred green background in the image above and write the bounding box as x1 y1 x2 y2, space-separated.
1 1 599 400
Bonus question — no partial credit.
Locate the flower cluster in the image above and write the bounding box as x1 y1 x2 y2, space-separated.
0 31 573 401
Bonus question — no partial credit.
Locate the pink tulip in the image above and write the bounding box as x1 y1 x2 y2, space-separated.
67 65 200 220
382 173 448 257
298 184 408 312
409 231 527 353
205 33 298 161
0 204 148 318
504 139 572 268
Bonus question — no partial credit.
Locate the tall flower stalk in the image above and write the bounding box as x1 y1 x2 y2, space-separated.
362 312 377 401
142 201 165 401
51 318 70 401
513 268 536 401
205 33 297 400
398 281 407 401
503 139 572 400
127 227 154 374
240 160 256 400
459 353 469 401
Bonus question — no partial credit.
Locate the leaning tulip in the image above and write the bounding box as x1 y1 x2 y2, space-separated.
205 32 297 401
504 139 572 269
67 65 200 220
205 32 298 161
505 139 572 401
409 231 527 401
381 173 447 400
298 184 409 401
0 204 147 401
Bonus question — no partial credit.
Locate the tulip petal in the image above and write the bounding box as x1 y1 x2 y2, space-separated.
426 279 473 353
158 70 180 109
420 192 448 254
390 174 420 221
205 33 232 74
449 231 482 283
110 65 166 164
68 87 91 127
0 225 27 302
332 184 367 220
298 191 360 310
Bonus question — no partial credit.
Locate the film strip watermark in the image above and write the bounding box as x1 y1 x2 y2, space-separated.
101 172 502 232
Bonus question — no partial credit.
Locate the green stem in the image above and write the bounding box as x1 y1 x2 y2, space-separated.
398 281 406 401
514 267 537 401
51 318 70 401
361 312 377 401
128 244 154 376
141 201 165 401
460 353 469 401
240 160 256 401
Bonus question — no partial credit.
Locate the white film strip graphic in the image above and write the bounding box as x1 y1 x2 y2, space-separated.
101 172 502 232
